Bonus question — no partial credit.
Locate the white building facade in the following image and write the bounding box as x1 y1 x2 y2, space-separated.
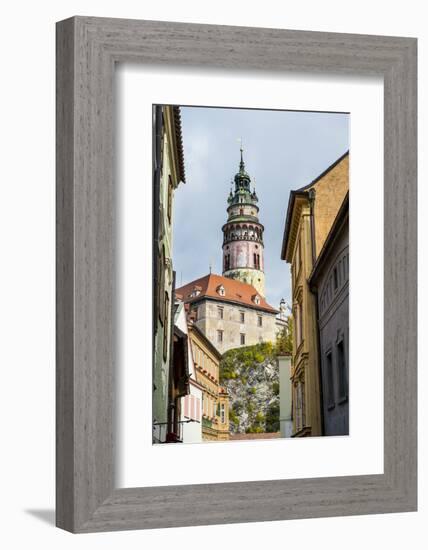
175 301 203 444
278 354 293 438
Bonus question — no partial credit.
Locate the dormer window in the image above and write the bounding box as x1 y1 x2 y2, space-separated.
190 285 201 298
217 285 226 297
252 294 261 305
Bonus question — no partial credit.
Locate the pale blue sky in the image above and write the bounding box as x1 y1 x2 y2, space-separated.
173 106 349 308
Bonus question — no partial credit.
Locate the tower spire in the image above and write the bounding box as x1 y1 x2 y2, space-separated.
240 143 245 172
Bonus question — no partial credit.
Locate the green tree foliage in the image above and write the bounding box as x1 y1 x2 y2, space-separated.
265 402 280 432
220 342 276 381
275 316 293 356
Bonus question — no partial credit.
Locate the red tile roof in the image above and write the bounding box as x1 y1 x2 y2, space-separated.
176 273 278 314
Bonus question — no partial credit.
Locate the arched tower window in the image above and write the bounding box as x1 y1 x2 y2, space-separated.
253 254 260 269
224 254 230 271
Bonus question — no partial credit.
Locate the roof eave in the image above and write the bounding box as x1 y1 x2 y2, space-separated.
184 294 278 315
172 105 186 184
281 190 308 262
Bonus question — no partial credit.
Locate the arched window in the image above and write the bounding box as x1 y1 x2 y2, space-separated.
224 254 230 271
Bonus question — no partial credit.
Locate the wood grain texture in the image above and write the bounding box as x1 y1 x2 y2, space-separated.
56 16 417 533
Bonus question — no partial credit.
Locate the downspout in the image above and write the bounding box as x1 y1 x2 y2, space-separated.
308 188 316 265
307 188 325 436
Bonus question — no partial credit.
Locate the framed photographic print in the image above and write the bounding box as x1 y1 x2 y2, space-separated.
56 16 417 532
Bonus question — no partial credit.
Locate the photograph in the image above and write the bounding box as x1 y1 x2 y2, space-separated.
152 104 349 444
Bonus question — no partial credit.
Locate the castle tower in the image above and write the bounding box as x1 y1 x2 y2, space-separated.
222 148 265 296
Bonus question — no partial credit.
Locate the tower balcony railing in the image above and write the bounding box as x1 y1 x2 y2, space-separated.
223 235 264 244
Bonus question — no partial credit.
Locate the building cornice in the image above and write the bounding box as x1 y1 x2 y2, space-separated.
189 295 278 315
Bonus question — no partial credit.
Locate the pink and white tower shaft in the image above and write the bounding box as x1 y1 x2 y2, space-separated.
222 148 265 296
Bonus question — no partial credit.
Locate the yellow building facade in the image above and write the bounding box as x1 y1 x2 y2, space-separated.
281 152 349 437
188 323 230 441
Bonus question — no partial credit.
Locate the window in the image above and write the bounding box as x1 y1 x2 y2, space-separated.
220 403 225 424
240 208 244 215
325 350 335 409
294 239 301 279
217 330 223 343
158 246 166 324
257 315 263 327
294 379 305 432
163 292 169 361
240 311 245 323
224 254 231 271
167 175 173 223
295 300 304 347
337 338 347 401
190 286 201 297
218 306 224 319
333 266 338 290
294 305 299 345
217 285 226 296
240 333 245 345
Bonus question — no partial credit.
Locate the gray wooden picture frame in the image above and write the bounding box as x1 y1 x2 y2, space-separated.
56 16 417 533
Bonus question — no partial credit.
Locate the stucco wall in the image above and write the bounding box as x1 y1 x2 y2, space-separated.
193 299 278 354
312 154 349 257
278 355 293 438
153 122 176 434
176 303 203 444
290 212 322 437
228 204 259 217
223 268 265 296
314 224 349 436
223 240 264 271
